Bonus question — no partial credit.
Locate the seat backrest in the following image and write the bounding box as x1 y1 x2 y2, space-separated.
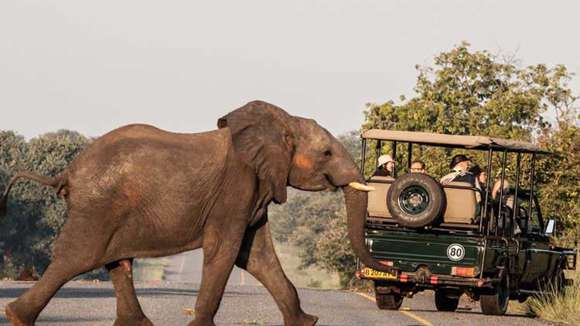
442 181 477 224
367 176 394 219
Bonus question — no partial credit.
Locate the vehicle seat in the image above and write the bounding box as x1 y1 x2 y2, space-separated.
367 176 395 219
442 181 477 224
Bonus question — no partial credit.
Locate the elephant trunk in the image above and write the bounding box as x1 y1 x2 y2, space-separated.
343 185 394 273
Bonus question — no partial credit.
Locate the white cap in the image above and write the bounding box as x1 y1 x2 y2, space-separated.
377 154 394 167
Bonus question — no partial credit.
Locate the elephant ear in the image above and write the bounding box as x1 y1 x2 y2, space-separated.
218 101 294 204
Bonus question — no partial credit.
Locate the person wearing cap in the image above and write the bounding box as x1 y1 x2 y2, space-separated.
374 154 395 177
440 154 478 187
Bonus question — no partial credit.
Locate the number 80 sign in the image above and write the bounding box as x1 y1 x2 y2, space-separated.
447 243 465 261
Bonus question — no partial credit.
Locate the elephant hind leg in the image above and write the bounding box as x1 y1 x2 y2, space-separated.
106 259 153 326
6 213 112 325
5 255 101 325
235 222 318 326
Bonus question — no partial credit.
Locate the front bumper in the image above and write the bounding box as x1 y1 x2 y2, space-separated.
357 268 498 289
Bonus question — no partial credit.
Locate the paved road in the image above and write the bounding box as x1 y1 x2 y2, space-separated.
0 281 550 326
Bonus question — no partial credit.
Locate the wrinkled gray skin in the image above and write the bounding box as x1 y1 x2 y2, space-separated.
0 101 391 326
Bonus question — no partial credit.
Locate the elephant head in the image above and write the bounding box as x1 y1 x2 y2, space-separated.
218 100 392 273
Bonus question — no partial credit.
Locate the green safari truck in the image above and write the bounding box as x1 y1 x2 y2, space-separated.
356 130 577 315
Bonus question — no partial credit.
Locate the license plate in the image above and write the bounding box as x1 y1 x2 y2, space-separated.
361 267 397 280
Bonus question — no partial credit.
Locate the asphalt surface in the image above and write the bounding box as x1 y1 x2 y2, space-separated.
0 281 551 326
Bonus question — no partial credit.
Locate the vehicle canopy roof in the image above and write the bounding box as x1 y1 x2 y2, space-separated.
362 129 550 154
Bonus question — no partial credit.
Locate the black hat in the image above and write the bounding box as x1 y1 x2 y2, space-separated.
450 154 471 169
469 164 483 176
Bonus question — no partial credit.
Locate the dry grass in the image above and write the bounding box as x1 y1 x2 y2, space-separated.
525 274 580 325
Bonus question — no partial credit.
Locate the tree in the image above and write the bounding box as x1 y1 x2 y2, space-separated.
362 42 576 178
314 213 356 285
0 130 89 277
0 131 29 276
536 112 579 244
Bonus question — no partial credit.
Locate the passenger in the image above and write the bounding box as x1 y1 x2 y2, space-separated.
468 165 487 190
440 154 478 188
491 179 521 234
410 160 426 173
492 179 510 201
374 154 395 177
468 164 487 204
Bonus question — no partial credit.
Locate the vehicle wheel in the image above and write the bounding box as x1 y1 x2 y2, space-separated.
480 277 509 315
376 293 403 310
435 290 460 312
387 173 446 227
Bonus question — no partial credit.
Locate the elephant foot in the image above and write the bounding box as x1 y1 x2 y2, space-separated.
186 316 216 326
113 316 154 326
286 313 319 326
5 302 33 326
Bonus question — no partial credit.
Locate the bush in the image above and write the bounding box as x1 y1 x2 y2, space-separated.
526 275 580 325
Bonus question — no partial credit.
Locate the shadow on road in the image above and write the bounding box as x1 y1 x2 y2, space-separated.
0 286 258 299
407 308 533 319
0 315 108 324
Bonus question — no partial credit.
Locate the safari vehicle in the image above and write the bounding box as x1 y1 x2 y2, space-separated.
355 130 577 315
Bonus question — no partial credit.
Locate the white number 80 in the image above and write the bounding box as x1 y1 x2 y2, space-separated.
447 244 465 261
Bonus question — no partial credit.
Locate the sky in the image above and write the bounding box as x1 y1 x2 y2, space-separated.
1 0 579 139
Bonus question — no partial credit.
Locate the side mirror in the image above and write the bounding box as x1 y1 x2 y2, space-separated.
545 219 556 236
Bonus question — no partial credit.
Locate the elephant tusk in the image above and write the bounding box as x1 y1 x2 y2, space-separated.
348 182 375 192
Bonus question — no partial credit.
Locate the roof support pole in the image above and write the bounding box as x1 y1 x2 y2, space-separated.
481 148 493 234
512 153 521 236
392 141 397 178
360 138 367 177
356 138 367 273
526 153 537 233
497 149 508 237
375 140 382 169
407 143 413 170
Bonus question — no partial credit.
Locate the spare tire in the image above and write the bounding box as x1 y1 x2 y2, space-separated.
387 173 446 227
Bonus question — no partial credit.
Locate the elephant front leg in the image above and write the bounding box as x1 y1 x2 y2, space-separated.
188 225 244 326
106 259 153 326
236 222 318 326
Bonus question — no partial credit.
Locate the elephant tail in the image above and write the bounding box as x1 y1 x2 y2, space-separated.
0 172 66 217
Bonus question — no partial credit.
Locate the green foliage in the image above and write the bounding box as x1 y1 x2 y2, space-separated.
364 42 572 136
270 189 346 268
314 214 356 285
536 121 579 243
0 130 89 277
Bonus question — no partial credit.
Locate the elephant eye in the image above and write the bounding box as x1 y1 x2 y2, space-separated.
324 149 332 157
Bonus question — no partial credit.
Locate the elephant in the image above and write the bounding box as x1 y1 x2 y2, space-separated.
0 100 392 326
